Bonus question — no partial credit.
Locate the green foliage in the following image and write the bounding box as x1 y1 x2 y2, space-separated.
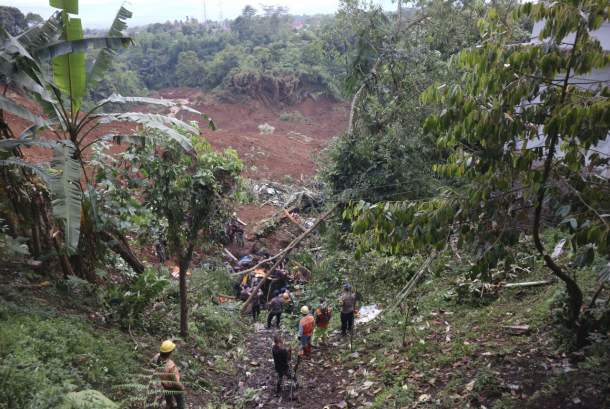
52 13 86 110
0 300 139 409
58 390 118 409
132 129 243 258
321 0 500 204
346 1 609 340
98 11 344 101
104 268 170 330
175 50 206 88
50 141 83 253
0 6 27 35
114 367 169 409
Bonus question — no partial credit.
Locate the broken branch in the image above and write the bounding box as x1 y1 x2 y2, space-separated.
239 205 337 314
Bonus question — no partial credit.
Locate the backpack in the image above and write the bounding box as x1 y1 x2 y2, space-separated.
316 307 331 325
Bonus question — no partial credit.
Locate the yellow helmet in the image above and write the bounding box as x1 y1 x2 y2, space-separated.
300 306 309 315
160 340 176 353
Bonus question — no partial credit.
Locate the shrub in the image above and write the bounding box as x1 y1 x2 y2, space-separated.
104 268 170 330
279 111 307 123
0 302 139 409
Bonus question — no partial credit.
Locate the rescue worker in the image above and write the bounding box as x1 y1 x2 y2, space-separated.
313 298 332 346
267 292 288 329
226 213 245 247
152 340 185 409
282 288 295 314
298 306 315 357
240 285 250 301
250 286 263 322
272 334 292 395
340 284 357 337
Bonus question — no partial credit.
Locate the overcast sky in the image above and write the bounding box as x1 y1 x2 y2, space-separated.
9 0 396 28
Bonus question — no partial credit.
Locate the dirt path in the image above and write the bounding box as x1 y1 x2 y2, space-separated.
223 322 359 409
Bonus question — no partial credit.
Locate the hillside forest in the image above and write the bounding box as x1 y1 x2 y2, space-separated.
0 1 609 409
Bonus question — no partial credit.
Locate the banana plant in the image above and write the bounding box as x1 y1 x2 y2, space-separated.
0 1 133 253
1 0 214 266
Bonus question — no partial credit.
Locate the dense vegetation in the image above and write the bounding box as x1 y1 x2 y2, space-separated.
93 7 347 104
1 0 609 408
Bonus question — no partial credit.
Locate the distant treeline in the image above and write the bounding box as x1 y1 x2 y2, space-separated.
88 6 358 104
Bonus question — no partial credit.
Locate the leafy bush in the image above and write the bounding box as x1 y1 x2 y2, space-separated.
58 390 119 409
0 302 139 409
0 219 29 258
104 268 170 330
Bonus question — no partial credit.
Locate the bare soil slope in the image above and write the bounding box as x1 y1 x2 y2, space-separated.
158 88 348 182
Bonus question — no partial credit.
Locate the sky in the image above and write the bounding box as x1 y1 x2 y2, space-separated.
8 0 396 28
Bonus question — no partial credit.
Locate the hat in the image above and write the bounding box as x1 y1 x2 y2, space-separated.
160 340 176 353
300 306 309 315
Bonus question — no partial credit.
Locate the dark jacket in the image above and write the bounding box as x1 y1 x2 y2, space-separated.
272 345 290 373
268 296 284 313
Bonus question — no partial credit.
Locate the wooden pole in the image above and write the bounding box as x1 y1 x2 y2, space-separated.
239 205 337 314
502 280 554 288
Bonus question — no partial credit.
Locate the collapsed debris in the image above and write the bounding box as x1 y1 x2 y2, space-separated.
249 181 323 210
355 305 383 325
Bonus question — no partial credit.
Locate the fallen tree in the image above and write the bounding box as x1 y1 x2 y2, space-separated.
239 205 337 314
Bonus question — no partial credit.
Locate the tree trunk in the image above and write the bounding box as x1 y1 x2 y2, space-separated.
531 26 586 348
179 257 190 338
240 205 337 313
39 201 74 278
100 230 145 275
30 201 42 259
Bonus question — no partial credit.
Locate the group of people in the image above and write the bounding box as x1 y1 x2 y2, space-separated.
270 283 357 395
151 284 357 407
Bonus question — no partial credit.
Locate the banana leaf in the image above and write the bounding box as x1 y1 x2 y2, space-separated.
17 12 62 51
50 142 82 253
0 56 52 102
87 6 132 89
98 112 198 152
0 95 49 127
50 0 79 15
0 139 57 151
52 16 85 111
98 94 202 115
0 27 36 62
0 157 51 182
37 37 132 61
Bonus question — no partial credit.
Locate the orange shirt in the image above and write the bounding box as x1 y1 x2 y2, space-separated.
153 356 181 390
299 315 315 337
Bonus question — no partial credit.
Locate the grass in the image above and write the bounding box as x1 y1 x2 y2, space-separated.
0 289 140 409
301 231 610 408
0 261 251 409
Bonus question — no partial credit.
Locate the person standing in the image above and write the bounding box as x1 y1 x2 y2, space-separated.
340 284 356 337
151 340 185 409
298 306 315 357
251 287 263 322
267 293 287 329
314 299 332 346
271 334 292 395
